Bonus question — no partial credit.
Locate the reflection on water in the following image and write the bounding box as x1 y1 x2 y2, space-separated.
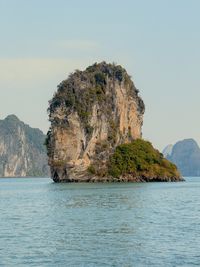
0 178 200 266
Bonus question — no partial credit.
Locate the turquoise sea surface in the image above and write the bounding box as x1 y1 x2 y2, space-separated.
0 177 199 267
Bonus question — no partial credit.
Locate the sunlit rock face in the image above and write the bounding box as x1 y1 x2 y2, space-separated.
47 62 145 182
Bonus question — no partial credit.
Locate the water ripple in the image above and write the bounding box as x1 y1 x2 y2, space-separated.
0 177 199 266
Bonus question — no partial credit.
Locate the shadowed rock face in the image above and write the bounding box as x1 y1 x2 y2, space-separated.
166 139 200 176
47 62 145 182
0 115 50 177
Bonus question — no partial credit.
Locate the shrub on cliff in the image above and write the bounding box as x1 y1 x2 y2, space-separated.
108 139 181 180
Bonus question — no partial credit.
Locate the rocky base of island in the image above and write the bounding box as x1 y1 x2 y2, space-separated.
51 139 183 183
53 175 184 183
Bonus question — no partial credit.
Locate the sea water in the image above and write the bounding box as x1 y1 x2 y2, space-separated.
0 177 199 267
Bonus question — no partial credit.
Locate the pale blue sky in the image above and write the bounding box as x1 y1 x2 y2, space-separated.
0 0 199 150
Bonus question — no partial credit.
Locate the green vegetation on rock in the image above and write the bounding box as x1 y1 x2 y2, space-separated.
48 62 145 141
108 139 181 181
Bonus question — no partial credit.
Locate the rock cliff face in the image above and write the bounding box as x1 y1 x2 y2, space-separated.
47 62 145 182
164 139 200 177
0 115 49 177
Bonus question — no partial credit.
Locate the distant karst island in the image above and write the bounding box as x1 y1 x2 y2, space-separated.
0 115 49 177
163 139 200 177
46 62 182 182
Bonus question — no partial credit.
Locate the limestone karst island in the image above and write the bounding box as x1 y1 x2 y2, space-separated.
46 62 182 183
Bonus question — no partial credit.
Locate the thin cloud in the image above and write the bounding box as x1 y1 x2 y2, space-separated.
0 58 87 84
55 40 99 50
0 40 100 59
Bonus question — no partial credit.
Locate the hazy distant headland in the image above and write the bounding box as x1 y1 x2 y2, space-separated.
46 62 182 182
0 115 49 177
163 139 200 177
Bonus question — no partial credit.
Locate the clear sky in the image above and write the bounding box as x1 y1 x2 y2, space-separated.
0 0 199 150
